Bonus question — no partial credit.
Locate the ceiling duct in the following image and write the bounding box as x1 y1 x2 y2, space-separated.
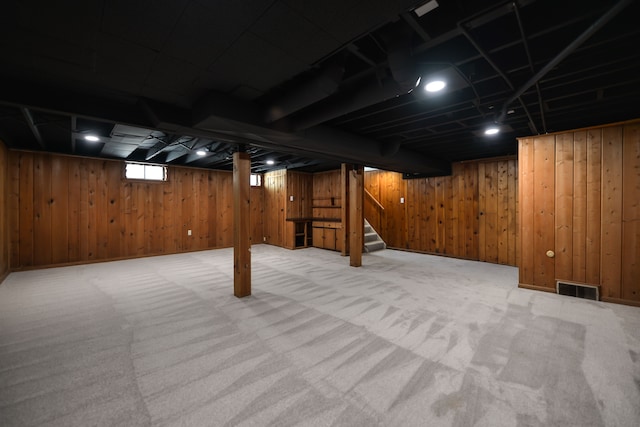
287 74 405 131
263 60 345 123
387 25 421 93
286 25 420 131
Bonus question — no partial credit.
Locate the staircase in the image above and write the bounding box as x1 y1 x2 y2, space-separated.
364 220 386 253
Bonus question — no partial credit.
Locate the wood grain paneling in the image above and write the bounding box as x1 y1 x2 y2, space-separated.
365 157 517 265
600 126 623 298
312 170 342 220
555 133 574 282
263 169 286 247
519 138 535 285
586 129 601 285
518 120 640 306
0 141 9 282
532 136 556 289
622 123 640 301
9 152 262 269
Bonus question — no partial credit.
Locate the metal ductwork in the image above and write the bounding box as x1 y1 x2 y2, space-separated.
285 24 420 131
263 61 345 123
387 24 421 93
287 74 405 131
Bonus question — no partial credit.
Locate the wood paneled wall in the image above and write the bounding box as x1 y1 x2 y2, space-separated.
0 141 9 282
312 170 342 220
263 169 286 247
519 121 640 304
263 169 313 248
8 151 263 269
287 171 313 220
365 157 518 266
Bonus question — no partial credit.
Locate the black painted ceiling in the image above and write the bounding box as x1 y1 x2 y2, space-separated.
0 0 638 175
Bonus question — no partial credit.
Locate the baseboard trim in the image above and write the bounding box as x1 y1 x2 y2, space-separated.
518 283 556 293
600 297 640 308
9 244 262 272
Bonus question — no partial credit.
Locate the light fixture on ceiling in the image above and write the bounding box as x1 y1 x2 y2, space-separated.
266 159 275 165
196 149 207 156
84 135 100 142
425 80 446 92
484 126 500 135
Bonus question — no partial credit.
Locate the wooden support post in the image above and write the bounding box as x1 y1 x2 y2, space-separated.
349 165 364 267
233 151 251 297
341 163 350 256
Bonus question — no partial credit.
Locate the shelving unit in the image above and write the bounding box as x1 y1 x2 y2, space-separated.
294 221 312 248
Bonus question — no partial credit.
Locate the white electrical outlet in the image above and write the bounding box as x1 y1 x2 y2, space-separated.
400 197 405 204
187 229 192 236
289 195 294 201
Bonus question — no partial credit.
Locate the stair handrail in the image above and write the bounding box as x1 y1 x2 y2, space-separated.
364 189 385 211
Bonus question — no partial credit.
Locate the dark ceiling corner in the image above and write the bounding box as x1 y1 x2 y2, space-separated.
0 0 639 174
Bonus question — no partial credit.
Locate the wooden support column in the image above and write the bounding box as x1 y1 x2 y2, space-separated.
349 165 364 267
233 151 251 297
340 163 350 256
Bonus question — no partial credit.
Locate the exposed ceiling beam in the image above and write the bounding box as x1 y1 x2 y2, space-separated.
498 0 634 122
20 107 45 149
401 12 431 42
459 26 539 134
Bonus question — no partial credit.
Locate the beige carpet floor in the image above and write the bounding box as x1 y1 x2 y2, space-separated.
1 245 639 426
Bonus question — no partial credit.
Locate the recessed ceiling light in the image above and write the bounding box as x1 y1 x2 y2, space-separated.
84 135 100 142
425 80 446 92
484 127 500 135
196 150 206 156
266 159 275 165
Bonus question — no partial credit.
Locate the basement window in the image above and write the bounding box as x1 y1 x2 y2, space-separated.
125 163 167 181
250 174 262 187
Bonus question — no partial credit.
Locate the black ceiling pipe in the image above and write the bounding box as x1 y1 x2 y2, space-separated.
498 0 634 122
263 61 345 123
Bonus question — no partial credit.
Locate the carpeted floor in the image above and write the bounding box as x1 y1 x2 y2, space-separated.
1 245 639 426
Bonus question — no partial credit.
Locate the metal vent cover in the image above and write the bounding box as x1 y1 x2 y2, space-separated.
556 281 600 301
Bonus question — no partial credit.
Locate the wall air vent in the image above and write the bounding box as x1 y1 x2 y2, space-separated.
556 281 599 301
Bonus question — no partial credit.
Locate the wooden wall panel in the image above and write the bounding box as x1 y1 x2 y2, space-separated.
364 157 517 265
532 136 556 289
464 163 479 260
519 120 640 306
0 141 8 282
250 186 264 245
312 170 342 220
286 171 312 219
600 126 623 298
622 123 640 301
555 133 574 282
585 129 601 285
263 170 286 247
572 131 587 283
519 138 535 285
8 152 261 269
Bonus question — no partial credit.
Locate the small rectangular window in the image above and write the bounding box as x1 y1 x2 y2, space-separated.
250 174 262 187
125 163 167 181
